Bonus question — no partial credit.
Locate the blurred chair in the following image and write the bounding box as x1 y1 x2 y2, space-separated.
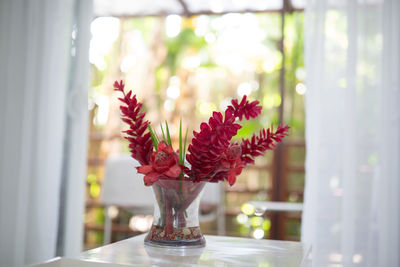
199 182 225 235
101 154 225 244
101 154 154 244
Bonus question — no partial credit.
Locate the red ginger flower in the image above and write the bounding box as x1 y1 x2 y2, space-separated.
137 142 182 186
186 109 241 181
186 95 262 183
114 80 153 165
210 143 244 186
241 123 290 165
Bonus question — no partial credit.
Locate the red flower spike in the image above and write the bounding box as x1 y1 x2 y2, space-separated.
114 80 153 165
185 96 285 186
240 123 290 164
137 141 182 186
113 80 125 92
228 95 262 121
186 108 242 182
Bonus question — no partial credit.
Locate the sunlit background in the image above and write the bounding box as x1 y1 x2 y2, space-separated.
85 8 305 249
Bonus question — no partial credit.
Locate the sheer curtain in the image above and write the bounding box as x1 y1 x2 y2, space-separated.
0 0 91 266
302 0 400 266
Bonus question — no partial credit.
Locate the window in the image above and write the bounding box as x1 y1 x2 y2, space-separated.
85 2 305 248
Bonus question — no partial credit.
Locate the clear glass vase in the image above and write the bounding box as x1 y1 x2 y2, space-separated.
144 179 206 248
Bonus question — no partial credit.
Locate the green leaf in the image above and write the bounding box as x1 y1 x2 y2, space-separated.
160 124 166 143
148 125 158 150
183 127 188 163
165 121 172 146
179 119 183 165
155 130 160 143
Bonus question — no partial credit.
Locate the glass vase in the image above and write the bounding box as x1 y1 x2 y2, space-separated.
144 179 206 248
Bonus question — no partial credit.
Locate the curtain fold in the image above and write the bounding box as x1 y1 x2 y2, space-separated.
302 0 400 266
0 0 91 266
56 0 92 258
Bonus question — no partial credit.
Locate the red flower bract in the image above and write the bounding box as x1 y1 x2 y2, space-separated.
186 109 241 181
137 142 182 186
214 143 244 186
114 80 153 165
228 95 262 121
241 123 290 164
186 95 262 184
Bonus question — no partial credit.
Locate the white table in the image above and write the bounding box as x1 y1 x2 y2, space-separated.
36 234 311 267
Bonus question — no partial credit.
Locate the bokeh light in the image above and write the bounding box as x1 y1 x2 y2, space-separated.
253 228 265 239
241 203 255 215
166 15 182 38
262 219 271 231
89 17 120 70
129 215 153 232
295 83 307 95
236 213 249 224
251 216 264 227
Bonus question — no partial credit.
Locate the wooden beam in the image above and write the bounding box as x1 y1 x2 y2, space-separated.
176 0 191 17
95 8 304 19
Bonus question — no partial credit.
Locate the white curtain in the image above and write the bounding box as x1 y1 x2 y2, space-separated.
0 0 92 266
302 0 400 266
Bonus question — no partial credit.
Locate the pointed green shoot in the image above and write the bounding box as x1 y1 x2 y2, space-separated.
165 121 172 146
179 119 183 165
160 124 166 143
148 125 159 150
183 127 188 163
155 129 160 143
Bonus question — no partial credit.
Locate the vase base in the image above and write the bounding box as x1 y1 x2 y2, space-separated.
144 238 206 248
144 225 206 248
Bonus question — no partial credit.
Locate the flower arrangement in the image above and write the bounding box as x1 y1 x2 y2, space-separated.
114 80 289 186
114 79 289 247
